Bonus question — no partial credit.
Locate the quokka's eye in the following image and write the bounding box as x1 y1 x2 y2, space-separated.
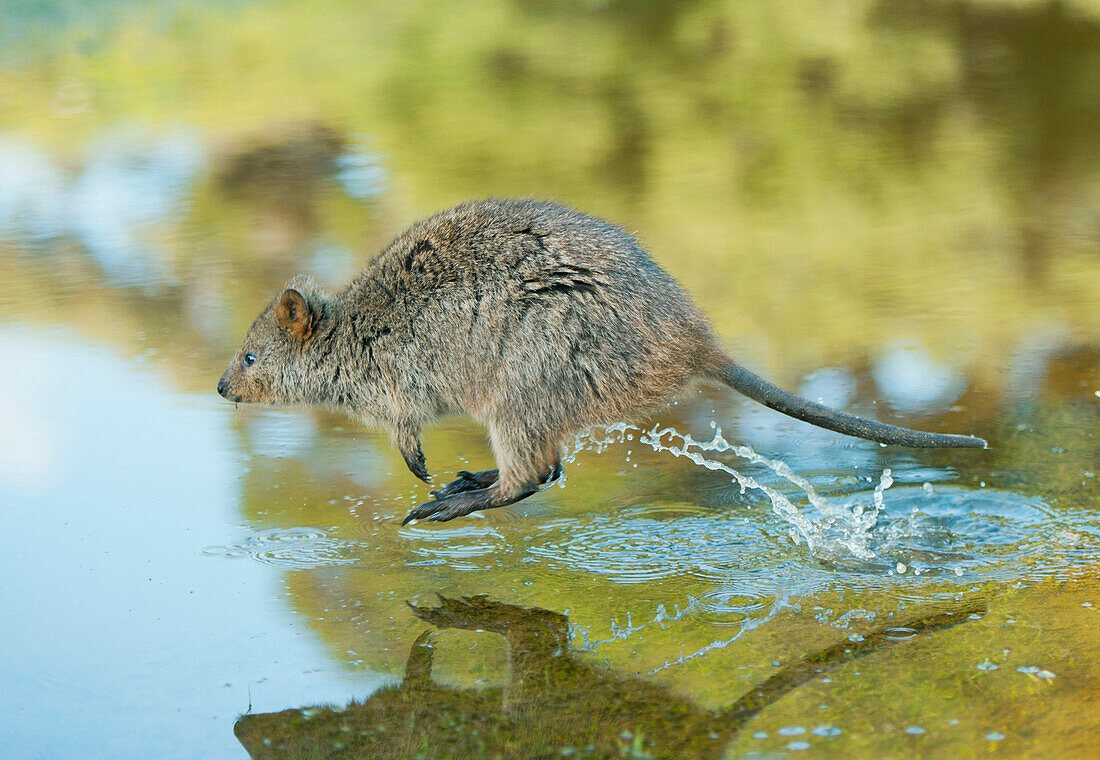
243 352 257 367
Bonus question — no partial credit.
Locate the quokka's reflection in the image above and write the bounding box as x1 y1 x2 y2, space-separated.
236 594 984 759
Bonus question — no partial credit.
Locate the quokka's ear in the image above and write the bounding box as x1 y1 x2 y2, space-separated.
274 288 315 341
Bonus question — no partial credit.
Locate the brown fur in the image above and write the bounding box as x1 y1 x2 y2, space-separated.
218 199 980 523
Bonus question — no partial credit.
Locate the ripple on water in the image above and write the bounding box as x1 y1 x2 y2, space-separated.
201 527 362 569
696 587 772 624
858 486 1094 599
398 524 508 570
568 424 1097 583
525 442 1095 617
882 627 919 641
526 510 763 585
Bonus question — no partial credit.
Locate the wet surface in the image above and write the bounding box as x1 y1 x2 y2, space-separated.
1 1 1099 758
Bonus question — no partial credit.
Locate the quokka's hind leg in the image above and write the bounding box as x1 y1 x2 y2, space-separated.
402 427 561 524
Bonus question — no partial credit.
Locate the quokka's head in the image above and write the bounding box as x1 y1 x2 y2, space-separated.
218 276 326 405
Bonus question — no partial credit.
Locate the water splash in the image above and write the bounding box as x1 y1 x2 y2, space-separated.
567 423 891 562
545 422 1092 597
570 599 699 653
648 591 789 674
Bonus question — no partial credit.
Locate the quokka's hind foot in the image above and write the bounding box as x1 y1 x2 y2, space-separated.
430 469 499 498
402 485 531 524
403 459 561 524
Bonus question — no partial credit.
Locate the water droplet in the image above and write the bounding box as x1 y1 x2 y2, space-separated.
896 562 907 574
752 732 767 740
906 726 925 735
1017 666 1039 674
787 741 811 750
986 732 1005 741
778 726 806 736
1036 670 1055 679
812 726 842 737
976 660 998 671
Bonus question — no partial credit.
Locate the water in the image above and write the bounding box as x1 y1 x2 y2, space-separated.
2 1 1099 758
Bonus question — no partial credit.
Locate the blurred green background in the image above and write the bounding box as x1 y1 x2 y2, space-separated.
3 0 1098 382
1 2 1099 758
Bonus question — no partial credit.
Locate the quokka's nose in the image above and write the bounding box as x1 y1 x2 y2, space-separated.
217 378 227 397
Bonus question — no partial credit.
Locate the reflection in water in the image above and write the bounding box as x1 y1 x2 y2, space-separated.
0 131 204 286
235 594 985 759
3 1 1100 757
217 123 351 266
70 130 204 286
0 138 67 241
872 344 968 414
0 331 388 759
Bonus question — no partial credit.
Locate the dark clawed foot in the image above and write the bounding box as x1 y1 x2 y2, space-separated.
397 433 430 483
405 447 430 484
402 488 495 525
430 469 499 499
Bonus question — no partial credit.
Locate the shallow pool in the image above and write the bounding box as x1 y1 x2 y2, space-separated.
1 2 1098 758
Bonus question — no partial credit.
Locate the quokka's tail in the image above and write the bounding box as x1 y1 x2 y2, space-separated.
711 361 987 449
